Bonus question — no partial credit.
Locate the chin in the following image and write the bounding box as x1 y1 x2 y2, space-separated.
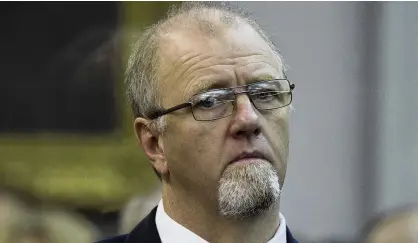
217 162 281 220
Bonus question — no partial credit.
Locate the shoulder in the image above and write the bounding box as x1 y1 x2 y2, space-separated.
95 234 127 243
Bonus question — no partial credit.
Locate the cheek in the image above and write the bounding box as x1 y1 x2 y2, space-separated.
191 123 227 177
165 118 227 180
265 110 289 146
194 124 224 151
264 111 290 176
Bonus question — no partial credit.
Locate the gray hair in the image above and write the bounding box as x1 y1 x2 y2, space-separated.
125 2 287 131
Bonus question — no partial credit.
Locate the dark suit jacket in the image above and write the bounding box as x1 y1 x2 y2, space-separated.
97 206 298 243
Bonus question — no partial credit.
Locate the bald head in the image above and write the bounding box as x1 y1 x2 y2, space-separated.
158 3 244 39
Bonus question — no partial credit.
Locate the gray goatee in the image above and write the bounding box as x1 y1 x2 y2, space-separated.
218 161 281 220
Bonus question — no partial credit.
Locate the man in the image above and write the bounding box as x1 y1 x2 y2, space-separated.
99 2 297 243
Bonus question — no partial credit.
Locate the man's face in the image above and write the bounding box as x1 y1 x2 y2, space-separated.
156 23 290 218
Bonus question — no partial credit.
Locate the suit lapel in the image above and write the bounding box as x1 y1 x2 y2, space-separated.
286 226 298 243
124 206 161 243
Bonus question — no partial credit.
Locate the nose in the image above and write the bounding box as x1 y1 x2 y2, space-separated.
229 94 262 139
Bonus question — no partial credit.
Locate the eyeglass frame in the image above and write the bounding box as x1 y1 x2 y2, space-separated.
148 79 295 121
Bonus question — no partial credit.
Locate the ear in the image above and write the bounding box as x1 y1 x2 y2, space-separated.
134 117 169 176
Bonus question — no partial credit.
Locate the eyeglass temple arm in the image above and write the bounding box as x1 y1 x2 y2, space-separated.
148 102 191 120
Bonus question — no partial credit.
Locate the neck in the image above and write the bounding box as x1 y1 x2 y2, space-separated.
161 183 281 243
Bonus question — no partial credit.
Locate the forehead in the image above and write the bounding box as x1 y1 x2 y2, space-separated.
159 23 279 67
156 23 282 101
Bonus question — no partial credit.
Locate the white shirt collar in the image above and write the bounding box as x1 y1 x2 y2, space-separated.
155 200 287 243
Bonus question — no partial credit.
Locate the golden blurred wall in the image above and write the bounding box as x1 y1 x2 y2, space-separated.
0 2 178 211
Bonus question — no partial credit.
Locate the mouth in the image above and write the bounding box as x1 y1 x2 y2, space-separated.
231 151 268 164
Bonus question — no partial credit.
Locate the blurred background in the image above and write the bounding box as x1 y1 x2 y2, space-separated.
0 2 417 242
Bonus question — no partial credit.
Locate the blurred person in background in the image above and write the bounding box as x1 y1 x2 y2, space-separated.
0 190 33 242
0 188 99 243
118 186 162 234
39 207 99 243
99 2 297 243
362 206 418 243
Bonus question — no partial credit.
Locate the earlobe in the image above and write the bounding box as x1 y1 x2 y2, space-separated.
134 118 169 176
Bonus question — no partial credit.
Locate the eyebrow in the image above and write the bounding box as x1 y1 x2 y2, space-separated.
249 75 275 82
188 79 230 96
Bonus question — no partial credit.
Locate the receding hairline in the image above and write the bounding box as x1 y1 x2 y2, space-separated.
159 6 243 35
151 9 285 97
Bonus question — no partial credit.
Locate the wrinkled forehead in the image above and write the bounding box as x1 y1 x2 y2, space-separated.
155 24 282 94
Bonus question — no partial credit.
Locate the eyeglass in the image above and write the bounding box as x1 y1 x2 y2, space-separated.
149 79 295 121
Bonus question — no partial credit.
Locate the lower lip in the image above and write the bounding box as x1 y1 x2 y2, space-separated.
231 158 266 165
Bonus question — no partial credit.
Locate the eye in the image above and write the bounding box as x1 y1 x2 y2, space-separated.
252 90 277 101
193 89 234 109
255 91 272 99
196 96 218 109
